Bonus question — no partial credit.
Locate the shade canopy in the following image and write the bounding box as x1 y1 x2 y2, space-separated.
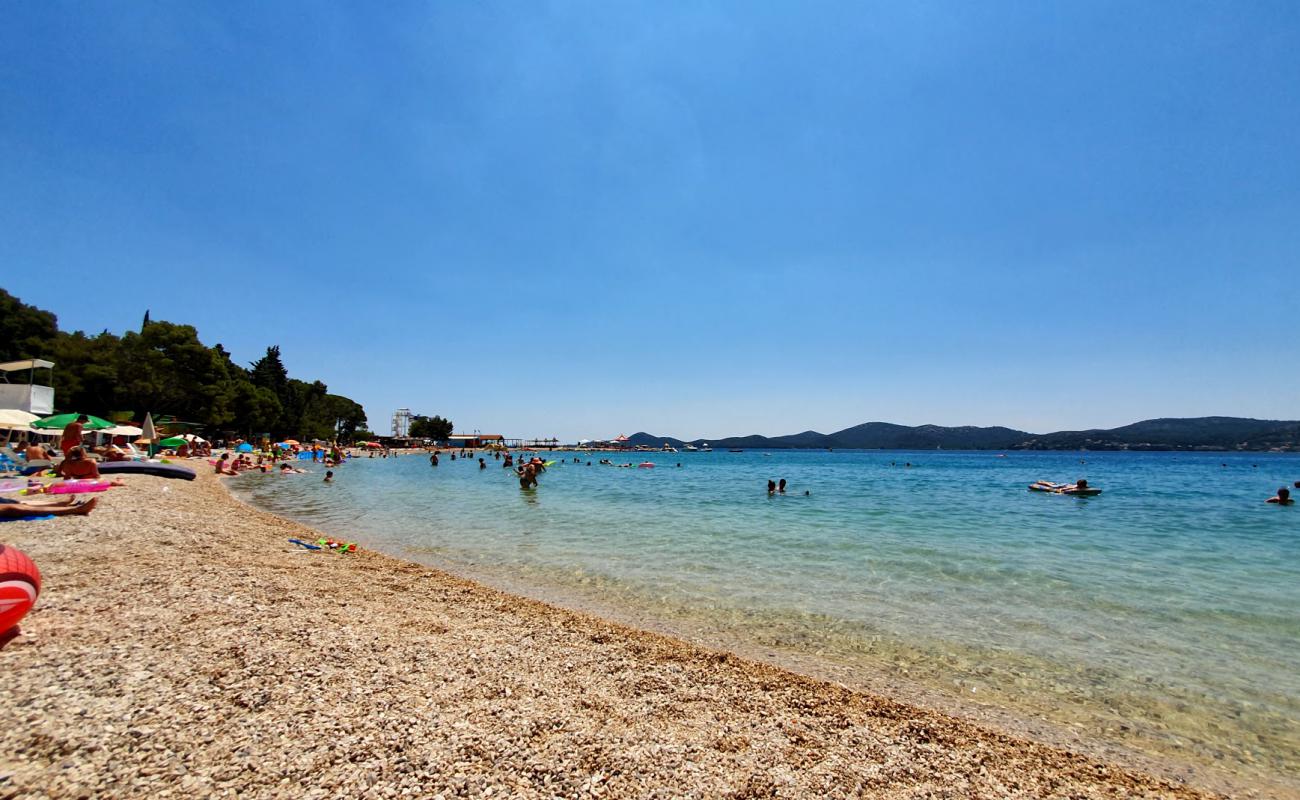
141 413 157 441
159 436 187 447
236 443 254 452
32 413 114 431
102 424 143 437
0 409 40 430
0 359 54 372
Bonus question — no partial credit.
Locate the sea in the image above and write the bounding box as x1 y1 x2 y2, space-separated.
229 448 1299 793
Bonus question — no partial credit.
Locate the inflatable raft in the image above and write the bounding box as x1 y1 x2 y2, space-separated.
97 461 197 480
1029 481 1102 496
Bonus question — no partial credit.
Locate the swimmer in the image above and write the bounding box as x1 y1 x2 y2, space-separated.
778 478 786 494
324 470 334 483
767 479 776 495
1266 487 1294 505
479 458 486 469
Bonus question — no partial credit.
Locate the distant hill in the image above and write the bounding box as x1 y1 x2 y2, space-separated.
624 417 1300 452
1012 417 1300 451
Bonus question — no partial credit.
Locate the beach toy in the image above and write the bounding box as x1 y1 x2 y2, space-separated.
316 538 357 553
289 538 322 550
638 462 655 468
46 480 112 495
0 544 41 649
0 480 26 493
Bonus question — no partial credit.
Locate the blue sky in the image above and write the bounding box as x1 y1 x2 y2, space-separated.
3 2 1298 440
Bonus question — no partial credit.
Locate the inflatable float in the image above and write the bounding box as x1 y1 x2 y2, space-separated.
1029 481 1102 496
97 461 197 480
0 544 40 649
45 479 112 494
638 462 655 469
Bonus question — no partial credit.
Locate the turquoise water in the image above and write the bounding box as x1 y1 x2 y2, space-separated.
231 449 1300 788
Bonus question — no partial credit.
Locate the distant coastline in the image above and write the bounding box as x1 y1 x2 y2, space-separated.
629 416 1300 453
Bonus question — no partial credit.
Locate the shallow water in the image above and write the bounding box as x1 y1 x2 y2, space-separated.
231 449 1300 789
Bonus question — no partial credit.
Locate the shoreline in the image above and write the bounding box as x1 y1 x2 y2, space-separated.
0 471 1250 798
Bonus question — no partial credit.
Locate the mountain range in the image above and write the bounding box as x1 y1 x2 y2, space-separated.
624 417 1300 452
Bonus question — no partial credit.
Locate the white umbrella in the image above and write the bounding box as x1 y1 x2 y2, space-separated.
0 409 39 430
180 433 206 443
102 425 144 437
141 413 157 442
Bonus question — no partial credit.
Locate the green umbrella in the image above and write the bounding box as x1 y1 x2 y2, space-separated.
158 436 188 447
31 413 115 431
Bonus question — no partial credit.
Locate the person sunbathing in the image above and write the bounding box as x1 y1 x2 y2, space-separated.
0 496 98 518
96 443 130 462
57 446 101 480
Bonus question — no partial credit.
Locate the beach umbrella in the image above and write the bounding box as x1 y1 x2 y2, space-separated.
0 409 39 430
141 413 157 442
236 442 254 453
159 436 187 447
283 439 300 446
102 425 143 437
31 413 114 431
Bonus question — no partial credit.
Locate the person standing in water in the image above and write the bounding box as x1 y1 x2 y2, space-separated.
1267 487 1294 505
767 479 776 495
479 457 486 469
323 470 334 483
778 478 787 494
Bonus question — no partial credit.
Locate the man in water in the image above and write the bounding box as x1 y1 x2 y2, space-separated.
778 478 787 494
324 470 334 483
767 479 776 495
479 458 486 469
1267 487 1293 505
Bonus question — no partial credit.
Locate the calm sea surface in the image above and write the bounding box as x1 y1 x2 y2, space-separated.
231 449 1299 790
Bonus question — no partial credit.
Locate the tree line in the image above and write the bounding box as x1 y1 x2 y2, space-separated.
1 289 370 442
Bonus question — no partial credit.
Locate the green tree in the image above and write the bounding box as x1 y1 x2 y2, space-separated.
410 415 453 440
0 289 59 362
46 329 122 412
116 321 230 423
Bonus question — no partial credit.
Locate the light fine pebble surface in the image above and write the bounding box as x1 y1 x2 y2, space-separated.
1 472 1232 798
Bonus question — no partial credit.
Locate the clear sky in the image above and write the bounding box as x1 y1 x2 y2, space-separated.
3 2 1298 440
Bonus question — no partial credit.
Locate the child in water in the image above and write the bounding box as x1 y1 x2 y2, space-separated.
323 470 334 483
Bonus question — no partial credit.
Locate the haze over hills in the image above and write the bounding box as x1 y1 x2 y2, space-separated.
625 417 1300 452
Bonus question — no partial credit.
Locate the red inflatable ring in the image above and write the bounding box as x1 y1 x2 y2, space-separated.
0 543 41 649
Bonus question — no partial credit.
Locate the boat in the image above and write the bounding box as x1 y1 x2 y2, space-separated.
700 443 712 452
683 444 698 452
728 448 744 453
661 442 677 452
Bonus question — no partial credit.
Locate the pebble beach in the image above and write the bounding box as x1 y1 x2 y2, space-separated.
1 472 1231 799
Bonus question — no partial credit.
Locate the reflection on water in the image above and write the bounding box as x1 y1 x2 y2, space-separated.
231 449 1300 792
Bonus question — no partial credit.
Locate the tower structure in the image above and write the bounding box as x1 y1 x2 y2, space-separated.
391 408 412 438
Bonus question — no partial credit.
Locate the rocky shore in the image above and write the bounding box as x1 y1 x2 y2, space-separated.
1 472 1225 798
